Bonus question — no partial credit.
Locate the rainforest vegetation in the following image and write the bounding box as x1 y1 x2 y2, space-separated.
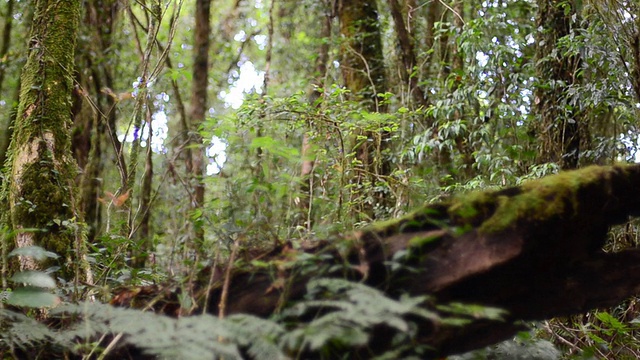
3 0 640 359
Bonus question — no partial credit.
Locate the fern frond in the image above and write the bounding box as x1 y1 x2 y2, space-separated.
280 278 439 354
54 303 242 359
0 309 58 350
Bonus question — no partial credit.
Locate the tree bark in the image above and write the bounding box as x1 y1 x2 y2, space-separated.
387 0 427 107
4 0 89 280
423 0 439 81
187 0 212 251
534 0 582 169
0 0 15 171
338 0 390 221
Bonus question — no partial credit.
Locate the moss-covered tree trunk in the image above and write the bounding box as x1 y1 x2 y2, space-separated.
534 0 582 169
338 0 390 221
0 0 16 174
4 0 89 280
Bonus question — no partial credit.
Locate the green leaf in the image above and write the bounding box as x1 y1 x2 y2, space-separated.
595 311 628 333
10 271 56 288
6 287 59 308
8 246 59 261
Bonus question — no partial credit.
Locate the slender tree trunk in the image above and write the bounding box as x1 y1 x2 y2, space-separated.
122 3 160 244
5 0 90 281
438 6 451 80
188 0 212 253
451 1 474 176
299 1 333 230
451 1 464 74
338 0 390 221
535 0 582 169
137 107 153 267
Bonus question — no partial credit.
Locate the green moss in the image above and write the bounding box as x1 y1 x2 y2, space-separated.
362 205 448 240
359 165 629 251
5 0 82 278
408 232 444 248
10 151 73 257
447 165 619 235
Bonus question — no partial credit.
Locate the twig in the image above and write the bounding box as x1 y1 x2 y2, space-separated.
218 236 241 319
438 0 465 26
97 332 123 360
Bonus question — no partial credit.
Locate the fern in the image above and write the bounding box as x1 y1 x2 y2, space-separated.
0 278 505 359
279 278 439 357
52 303 242 359
226 314 287 359
0 309 60 353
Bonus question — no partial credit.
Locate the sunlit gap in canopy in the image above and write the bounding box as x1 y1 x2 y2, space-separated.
117 78 170 153
474 33 534 124
118 59 265 175
207 60 264 174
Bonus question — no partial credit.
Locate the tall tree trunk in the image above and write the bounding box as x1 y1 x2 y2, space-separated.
136 107 153 267
451 1 464 74
338 0 386 109
535 0 582 169
338 0 390 221
438 6 451 80
387 0 427 107
5 0 90 280
451 1 474 176
0 0 15 171
72 0 120 242
423 0 439 81
188 0 212 253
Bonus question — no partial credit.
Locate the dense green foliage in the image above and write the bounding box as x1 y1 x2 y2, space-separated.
2 0 640 358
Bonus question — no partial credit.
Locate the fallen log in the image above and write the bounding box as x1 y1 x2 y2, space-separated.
112 164 640 357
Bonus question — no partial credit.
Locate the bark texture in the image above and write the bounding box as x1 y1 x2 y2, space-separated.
387 0 427 107
4 0 88 279
338 0 390 220
535 0 582 169
187 0 211 250
0 0 15 170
